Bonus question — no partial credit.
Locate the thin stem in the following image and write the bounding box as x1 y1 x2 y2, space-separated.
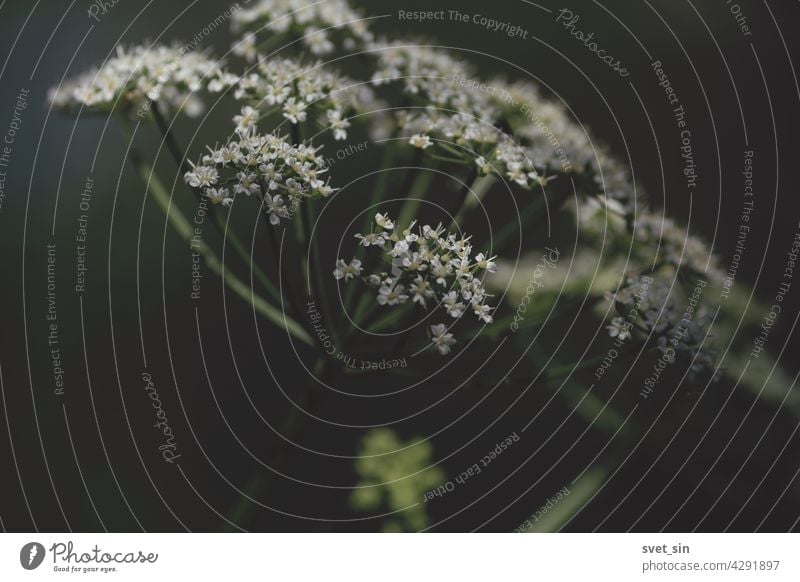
212 211 283 305
449 172 497 233
493 184 569 252
365 302 415 333
343 144 400 314
151 103 191 176
396 169 436 232
150 103 282 304
446 165 478 226
119 119 313 346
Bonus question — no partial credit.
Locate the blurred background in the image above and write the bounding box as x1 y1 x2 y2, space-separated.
0 0 799 532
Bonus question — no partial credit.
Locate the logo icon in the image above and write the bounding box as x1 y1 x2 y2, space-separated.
20 542 45 570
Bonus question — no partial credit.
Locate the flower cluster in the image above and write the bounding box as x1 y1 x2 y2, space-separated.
351 428 444 532
183 129 335 221
366 44 543 189
233 57 375 140
400 111 542 189
607 275 717 381
633 211 724 282
367 43 640 204
370 41 492 117
335 212 497 355
49 44 235 117
231 0 374 59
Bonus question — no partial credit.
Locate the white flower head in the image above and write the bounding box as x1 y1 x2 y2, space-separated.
205 187 232 207
375 213 394 230
51 44 234 118
430 323 456 355
377 284 408 306
234 105 259 135
334 258 363 281
409 134 433 150
606 316 631 341
475 253 498 273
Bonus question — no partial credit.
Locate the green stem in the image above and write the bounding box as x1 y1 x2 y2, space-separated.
151 103 283 305
304 197 341 348
545 345 637 383
120 120 313 346
212 212 283 306
365 302 415 333
344 145 400 313
494 182 571 251
396 170 436 231
449 173 494 231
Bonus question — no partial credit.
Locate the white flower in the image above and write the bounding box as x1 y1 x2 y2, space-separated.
409 134 433 149
264 193 289 225
410 276 434 307
232 0 374 58
606 317 631 340
233 106 259 135
402 252 427 272
234 172 261 196
327 108 351 141
443 291 465 318
337 212 497 328
375 213 394 230
185 165 218 188
232 57 376 143
474 253 497 273
473 303 494 324
390 240 410 257
334 258 363 281
51 44 233 117
377 284 408 306
205 187 232 207
355 232 386 247
305 27 335 55
430 324 456 355
282 97 308 124
187 128 334 222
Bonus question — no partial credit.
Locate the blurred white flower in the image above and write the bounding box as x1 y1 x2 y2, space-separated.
50 44 234 117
